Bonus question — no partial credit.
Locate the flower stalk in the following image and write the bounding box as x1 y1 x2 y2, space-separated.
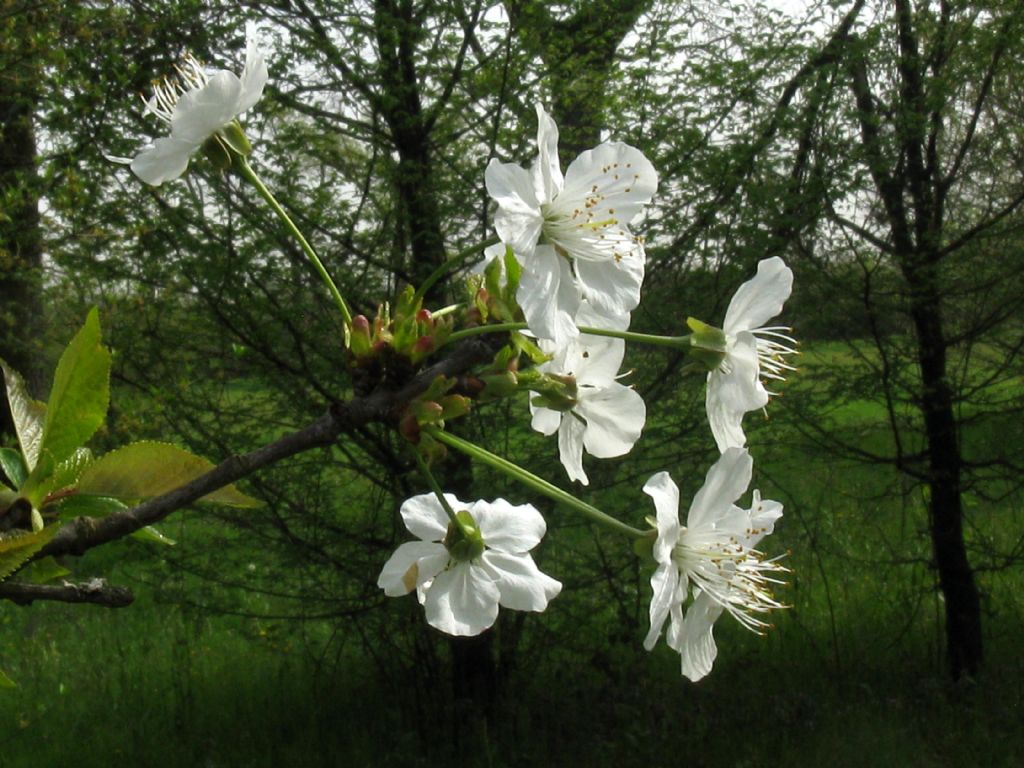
445 321 692 352
422 425 646 538
235 156 353 326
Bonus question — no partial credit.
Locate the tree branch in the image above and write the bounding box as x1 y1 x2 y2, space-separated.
0 578 134 607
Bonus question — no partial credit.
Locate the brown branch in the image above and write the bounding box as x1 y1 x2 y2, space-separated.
0 578 134 607
36 335 502 562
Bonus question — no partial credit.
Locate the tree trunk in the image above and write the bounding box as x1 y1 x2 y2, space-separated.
0 10 45 436
905 259 983 678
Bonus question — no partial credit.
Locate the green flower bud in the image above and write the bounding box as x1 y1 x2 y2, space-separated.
443 510 485 562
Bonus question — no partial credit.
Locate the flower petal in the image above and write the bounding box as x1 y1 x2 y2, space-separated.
238 37 269 115
572 333 625 385
744 490 784 548
400 492 462 542
479 550 561 611
470 498 547 554
671 589 725 682
642 471 681 565
579 382 646 459
130 137 196 186
644 562 679 650
559 141 658 224
723 257 793 335
574 249 645 318
377 541 446 596
486 159 544 256
423 563 500 636
517 245 580 344
531 105 563 204
687 448 753 531
557 411 588 485
706 333 768 453
530 402 562 436
171 70 244 144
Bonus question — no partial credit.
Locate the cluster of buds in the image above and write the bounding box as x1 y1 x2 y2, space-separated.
348 286 454 393
398 376 471 461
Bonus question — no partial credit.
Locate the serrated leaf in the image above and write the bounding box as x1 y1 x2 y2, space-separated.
0 447 27 489
40 308 111 468
56 494 127 520
132 526 176 546
0 359 45 472
35 448 93 504
77 441 261 508
15 556 70 584
0 525 58 583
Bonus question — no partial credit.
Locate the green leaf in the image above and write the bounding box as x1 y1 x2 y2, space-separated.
131 526 176 546
0 668 15 689
40 308 111 468
0 359 45 472
56 494 127 520
0 525 58 583
77 441 261 508
34 448 93 504
15 556 70 584
0 448 26 489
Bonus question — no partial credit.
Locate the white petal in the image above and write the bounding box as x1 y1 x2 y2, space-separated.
530 402 563 437
572 334 625 385
479 551 561 611
706 334 768 452
575 299 630 332
413 550 451 604
486 159 543 256
642 472 681 565
558 413 588 485
644 562 679 650
238 39 269 115
723 257 793 334
672 590 725 682
687 448 753 531
531 105 563 204
744 490 784 548
559 141 658 224
574 249 645 317
171 70 244 144
130 137 196 186
423 563 500 636
377 541 445 596
579 383 646 458
517 245 580 344
470 498 547 554
400 492 462 542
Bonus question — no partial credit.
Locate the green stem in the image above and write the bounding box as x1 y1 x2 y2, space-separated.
411 449 465 531
413 235 501 305
445 322 692 351
236 156 353 325
423 426 647 539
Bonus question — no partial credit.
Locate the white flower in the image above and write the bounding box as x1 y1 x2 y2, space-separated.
642 448 785 682
377 492 561 636
485 105 657 343
706 256 797 452
530 304 646 485
127 37 268 186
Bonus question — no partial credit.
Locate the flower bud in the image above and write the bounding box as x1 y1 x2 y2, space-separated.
349 315 373 356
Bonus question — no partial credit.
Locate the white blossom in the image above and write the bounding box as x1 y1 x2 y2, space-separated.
530 304 646 485
485 105 657 342
643 448 785 681
378 492 561 636
706 257 797 452
124 36 267 186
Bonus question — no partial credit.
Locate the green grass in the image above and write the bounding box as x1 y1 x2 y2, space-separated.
2 340 1023 767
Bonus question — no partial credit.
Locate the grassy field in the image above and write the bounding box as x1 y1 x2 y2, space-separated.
1 340 1022 767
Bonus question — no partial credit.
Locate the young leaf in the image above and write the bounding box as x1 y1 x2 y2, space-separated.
132 526 176 546
77 441 261 508
15 556 71 584
0 447 27 489
40 308 111 468
56 494 127 520
34 448 93 504
0 359 45 472
0 525 58 583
